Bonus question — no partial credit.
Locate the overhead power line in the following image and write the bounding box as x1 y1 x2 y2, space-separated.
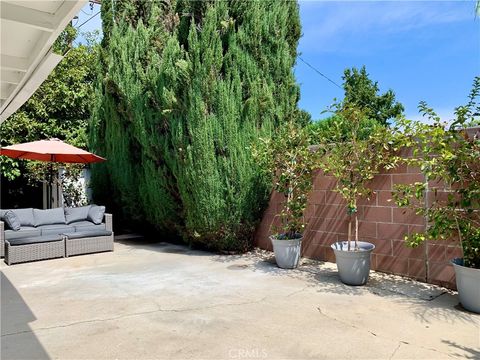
298 56 379 113
76 11 100 29
298 56 342 90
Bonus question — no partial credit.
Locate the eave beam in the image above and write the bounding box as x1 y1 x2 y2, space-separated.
0 2 57 32
1 54 29 72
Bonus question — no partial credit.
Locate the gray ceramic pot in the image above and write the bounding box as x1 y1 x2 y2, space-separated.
331 241 375 286
270 235 302 269
451 258 480 314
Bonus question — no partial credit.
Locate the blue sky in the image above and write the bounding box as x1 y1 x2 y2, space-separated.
296 1 479 121
74 1 480 122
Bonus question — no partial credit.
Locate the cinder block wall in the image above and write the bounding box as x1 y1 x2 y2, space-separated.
254 165 462 289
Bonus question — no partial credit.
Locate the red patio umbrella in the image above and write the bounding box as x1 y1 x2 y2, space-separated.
0 139 105 163
0 139 106 208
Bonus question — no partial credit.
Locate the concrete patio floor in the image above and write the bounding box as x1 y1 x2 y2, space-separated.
1 240 479 360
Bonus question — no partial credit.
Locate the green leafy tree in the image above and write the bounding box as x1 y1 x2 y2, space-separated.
1 30 99 185
342 66 404 126
308 65 402 144
90 0 185 232
319 103 398 250
254 121 319 239
295 109 313 128
308 114 379 144
90 0 301 252
393 77 480 268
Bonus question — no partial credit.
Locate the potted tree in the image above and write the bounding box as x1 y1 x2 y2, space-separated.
254 121 319 269
392 77 480 313
320 104 396 285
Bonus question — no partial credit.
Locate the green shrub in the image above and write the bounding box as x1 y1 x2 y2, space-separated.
254 121 319 239
318 104 397 249
90 0 301 252
392 77 480 268
308 114 379 144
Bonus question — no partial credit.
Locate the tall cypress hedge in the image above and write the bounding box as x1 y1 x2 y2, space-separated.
90 0 301 252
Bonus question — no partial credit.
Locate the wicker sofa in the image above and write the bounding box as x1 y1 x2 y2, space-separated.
0 206 113 265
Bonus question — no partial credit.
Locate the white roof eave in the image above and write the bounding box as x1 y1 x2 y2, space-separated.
0 0 87 123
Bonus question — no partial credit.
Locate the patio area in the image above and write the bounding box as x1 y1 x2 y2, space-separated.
1 240 478 359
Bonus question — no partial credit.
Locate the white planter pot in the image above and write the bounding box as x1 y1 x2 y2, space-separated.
270 235 302 269
451 258 480 314
331 241 375 286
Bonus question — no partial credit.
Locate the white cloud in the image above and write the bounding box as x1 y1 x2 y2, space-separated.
299 1 474 53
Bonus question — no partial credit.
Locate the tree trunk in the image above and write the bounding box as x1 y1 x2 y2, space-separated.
347 215 352 251
355 212 359 250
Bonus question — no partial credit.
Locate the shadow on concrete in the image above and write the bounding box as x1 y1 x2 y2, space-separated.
130 241 443 301
209 249 475 325
1 272 50 359
116 239 474 327
114 237 212 257
408 289 480 325
442 339 480 359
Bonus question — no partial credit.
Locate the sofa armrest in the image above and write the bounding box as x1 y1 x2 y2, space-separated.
1 221 5 258
105 213 113 232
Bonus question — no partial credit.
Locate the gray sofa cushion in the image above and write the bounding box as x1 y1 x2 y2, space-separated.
65 205 91 224
34 208 66 226
63 229 112 239
38 224 75 236
87 205 105 225
70 220 106 232
10 208 35 227
8 234 63 246
1 210 21 231
5 227 42 240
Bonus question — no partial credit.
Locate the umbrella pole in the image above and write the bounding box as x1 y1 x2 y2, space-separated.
48 157 53 209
